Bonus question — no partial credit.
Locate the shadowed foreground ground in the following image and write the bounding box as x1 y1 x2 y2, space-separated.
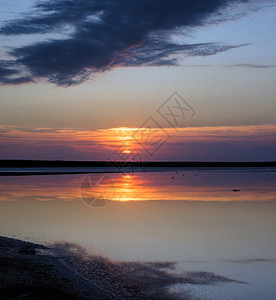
0 236 241 299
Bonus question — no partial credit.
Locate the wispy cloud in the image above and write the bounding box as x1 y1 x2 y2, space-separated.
225 258 274 263
0 60 33 84
0 124 275 161
228 63 276 69
0 0 272 86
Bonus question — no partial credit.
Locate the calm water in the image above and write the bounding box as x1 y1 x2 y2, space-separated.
0 168 276 299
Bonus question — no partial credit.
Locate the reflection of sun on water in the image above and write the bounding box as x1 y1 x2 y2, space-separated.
116 174 134 201
114 174 151 202
0 172 275 203
123 175 131 181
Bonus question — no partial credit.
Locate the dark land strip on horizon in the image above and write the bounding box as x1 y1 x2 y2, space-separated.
0 160 275 176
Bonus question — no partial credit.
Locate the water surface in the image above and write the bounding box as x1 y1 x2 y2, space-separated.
0 168 275 299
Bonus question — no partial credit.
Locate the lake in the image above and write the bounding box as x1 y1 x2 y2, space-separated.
0 168 276 299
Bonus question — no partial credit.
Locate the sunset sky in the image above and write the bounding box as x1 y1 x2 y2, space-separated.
0 0 275 161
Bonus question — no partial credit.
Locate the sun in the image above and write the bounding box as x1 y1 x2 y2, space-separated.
122 140 132 153
109 127 137 154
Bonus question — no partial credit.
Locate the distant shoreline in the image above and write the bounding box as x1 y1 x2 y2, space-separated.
1 160 275 168
0 160 275 176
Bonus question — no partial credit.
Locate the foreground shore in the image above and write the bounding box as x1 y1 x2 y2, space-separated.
0 236 127 299
0 236 242 300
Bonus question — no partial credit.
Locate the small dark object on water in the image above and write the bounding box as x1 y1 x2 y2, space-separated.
232 189 240 192
171 176 174 179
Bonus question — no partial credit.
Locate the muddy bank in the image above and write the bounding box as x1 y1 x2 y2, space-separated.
0 236 240 299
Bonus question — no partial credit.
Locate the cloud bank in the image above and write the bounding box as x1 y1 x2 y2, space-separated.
0 0 272 86
0 124 275 161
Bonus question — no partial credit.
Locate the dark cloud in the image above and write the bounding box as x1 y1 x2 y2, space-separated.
0 0 269 86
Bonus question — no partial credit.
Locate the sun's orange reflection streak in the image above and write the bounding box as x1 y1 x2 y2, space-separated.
0 171 275 203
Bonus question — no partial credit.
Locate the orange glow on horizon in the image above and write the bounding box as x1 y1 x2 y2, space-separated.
0 124 275 160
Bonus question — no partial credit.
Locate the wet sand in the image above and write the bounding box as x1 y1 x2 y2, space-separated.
0 236 121 299
0 235 241 300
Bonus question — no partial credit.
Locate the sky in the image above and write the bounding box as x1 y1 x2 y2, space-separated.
0 0 275 161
